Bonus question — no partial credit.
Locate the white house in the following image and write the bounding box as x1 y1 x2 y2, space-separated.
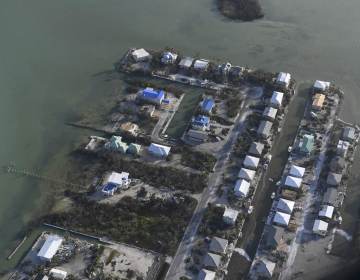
313 80 330 92
284 175 302 190
194 59 209 71
161 51 178 64
262 107 278 121
148 143 171 157
249 257 276 280
270 91 284 108
198 269 215 280
276 72 291 88
178 57 194 69
289 165 305 178
223 208 239 226
37 235 63 262
243 155 260 170
337 140 350 157
104 171 130 186
49 268 67 280
234 179 250 197
276 198 295 214
131 48 150 62
318 205 334 220
273 212 291 227
313 219 328 236
238 168 256 182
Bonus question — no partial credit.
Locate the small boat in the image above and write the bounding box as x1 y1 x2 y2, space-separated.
288 146 292 152
248 206 254 214
271 192 275 199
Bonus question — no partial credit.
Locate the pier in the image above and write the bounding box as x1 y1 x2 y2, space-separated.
6 236 27 260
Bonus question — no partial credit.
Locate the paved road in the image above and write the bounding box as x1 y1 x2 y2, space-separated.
165 102 249 280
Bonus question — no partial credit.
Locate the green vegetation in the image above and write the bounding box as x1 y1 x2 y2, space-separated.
217 0 264 21
178 147 217 172
226 96 242 118
44 194 197 255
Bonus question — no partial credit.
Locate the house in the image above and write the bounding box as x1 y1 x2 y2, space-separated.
138 87 165 105
289 165 305 178
312 93 325 111
276 198 295 214
131 48 150 62
234 179 250 197
192 115 210 131
329 156 346 173
37 235 63 262
187 129 208 143
102 182 119 196
322 187 338 206
248 142 264 157
161 51 178 64
223 208 239 225
313 219 328 236
178 57 194 69
342 126 356 142
229 66 244 79
319 205 334 220
120 122 139 136
200 98 215 114
148 143 171 157
276 72 291 88
273 211 291 227
194 59 210 71
284 175 302 190
198 269 215 280
105 136 127 153
270 91 284 108
262 106 278 121
336 140 350 157
299 134 314 154
217 62 232 75
243 155 260 170
257 120 273 139
238 168 256 182
313 80 330 92
209 237 228 255
263 225 285 250
127 143 141 155
49 268 67 280
249 257 276 279
203 252 221 270
102 171 130 195
326 172 342 187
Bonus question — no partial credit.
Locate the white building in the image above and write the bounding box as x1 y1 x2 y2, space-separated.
234 179 250 197
238 168 256 182
194 59 210 71
178 57 194 69
276 72 291 88
198 269 215 280
313 219 329 236
276 198 295 214
49 268 67 280
37 235 63 262
104 171 130 186
284 175 302 190
270 91 284 108
148 143 171 157
161 51 178 64
313 80 330 92
319 205 334 220
337 139 350 157
243 155 260 170
131 48 150 62
273 211 291 227
223 208 239 226
289 165 305 178
249 257 276 280
262 106 278 121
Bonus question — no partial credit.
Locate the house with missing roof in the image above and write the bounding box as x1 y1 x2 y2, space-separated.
248 142 264 157
326 172 342 187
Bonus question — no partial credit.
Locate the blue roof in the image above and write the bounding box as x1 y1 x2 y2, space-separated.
102 182 118 192
193 115 210 126
201 98 215 113
140 88 165 101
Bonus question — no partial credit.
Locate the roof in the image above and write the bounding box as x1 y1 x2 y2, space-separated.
50 268 67 280
284 175 302 189
289 165 305 178
193 115 210 126
209 236 228 254
270 91 284 107
323 187 338 205
201 98 215 113
132 48 150 60
273 211 291 226
263 225 285 249
300 134 314 154
248 142 264 156
234 179 250 197
327 172 342 186
276 72 291 86
238 168 256 181
257 120 273 138
342 126 356 141
139 87 165 102
106 171 129 185
277 198 295 214
337 140 350 152
313 219 328 233
179 57 194 68
203 252 221 269
330 156 346 173
223 208 239 224
314 80 330 91
243 155 260 169
319 205 334 219
194 59 209 70
187 129 209 141
148 143 171 157
37 235 63 260
161 52 178 63
312 93 325 109
102 182 118 195
127 143 141 154
263 106 278 120
251 257 276 279
198 269 216 280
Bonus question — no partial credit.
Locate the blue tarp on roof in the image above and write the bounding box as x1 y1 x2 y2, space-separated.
102 182 118 193
140 88 165 102
193 115 210 126
201 98 215 113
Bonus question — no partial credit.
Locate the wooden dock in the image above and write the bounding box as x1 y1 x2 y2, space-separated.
7 236 27 260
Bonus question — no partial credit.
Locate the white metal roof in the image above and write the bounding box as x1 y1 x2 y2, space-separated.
276 72 291 86
273 212 291 226
223 208 239 223
37 235 63 260
337 140 350 151
313 80 330 91
148 143 171 157
243 155 260 169
238 168 256 181
263 107 278 120
319 205 334 219
276 198 295 214
270 91 284 107
179 57 194 68
50 268 67 280
132 48 150 60
194 59 209 70
313 219 328 233
234 179 250 197
106 171 129 185
289 165 305 178
284 175 302 189
198 269 216 280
